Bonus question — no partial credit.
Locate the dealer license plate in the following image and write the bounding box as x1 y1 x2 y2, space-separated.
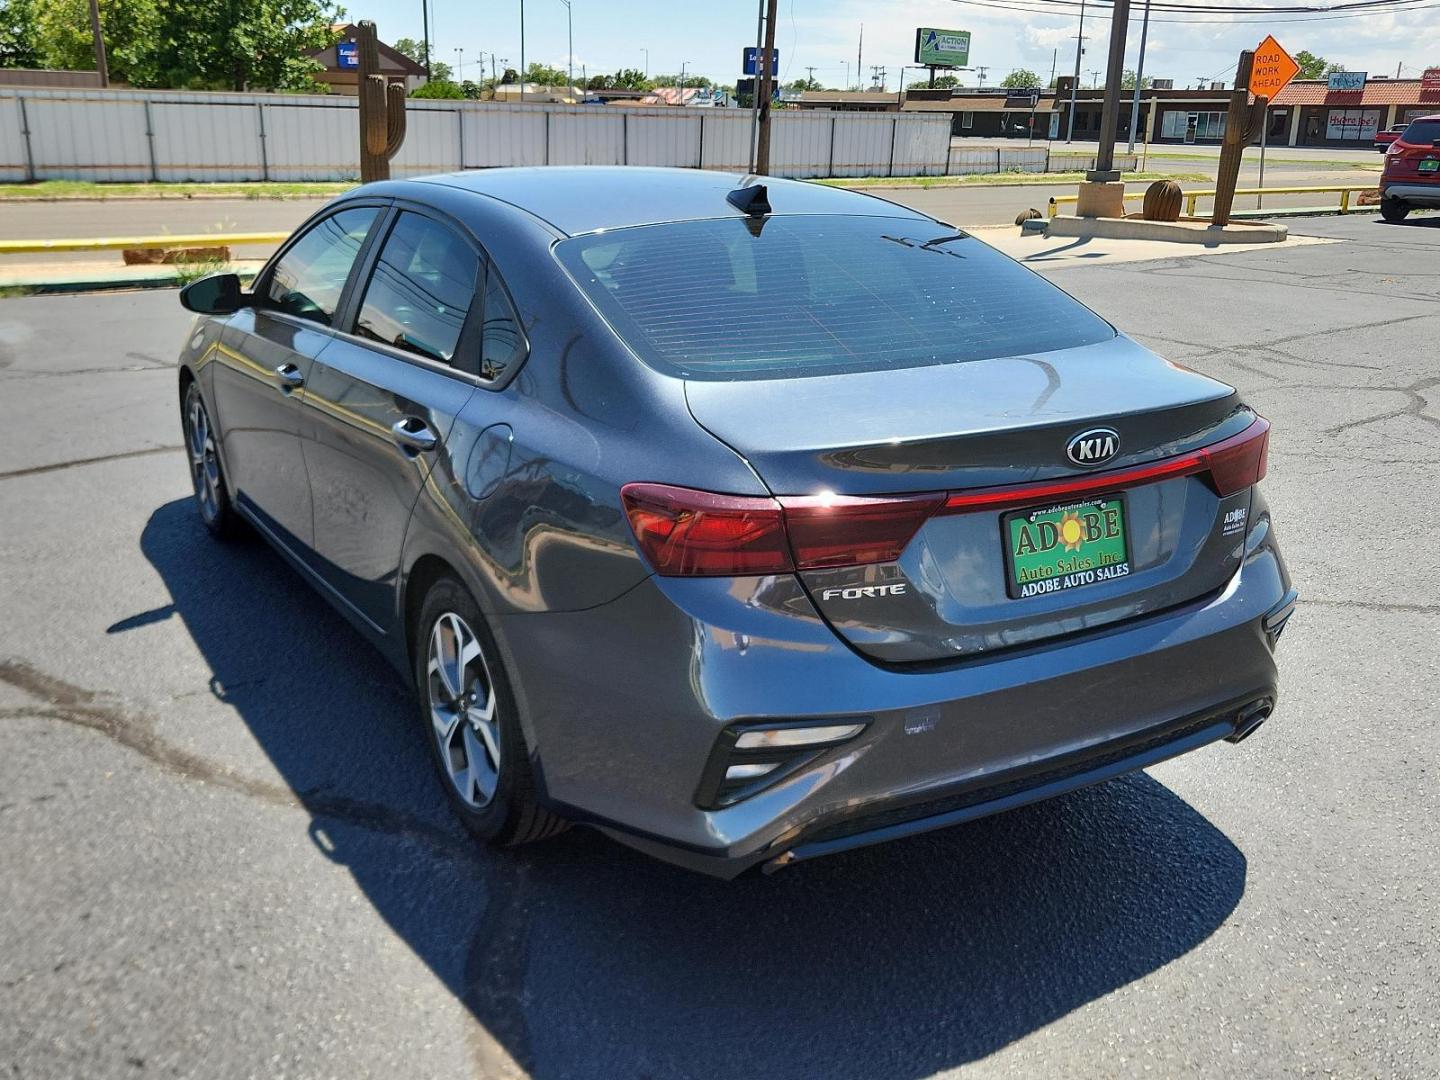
1003 496 1131 599
1418 158 1439 173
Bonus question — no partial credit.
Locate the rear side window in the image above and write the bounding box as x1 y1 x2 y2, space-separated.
1400 119 1440 145
479 272 525 381
266 207 377 325
355 211 480 365
555 215 1114 380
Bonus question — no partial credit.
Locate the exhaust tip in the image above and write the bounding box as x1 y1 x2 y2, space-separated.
1226 700 1273 744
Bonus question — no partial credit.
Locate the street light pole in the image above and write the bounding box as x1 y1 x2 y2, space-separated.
642 48 649 79
519 0 526 102
1127 0 1152 153
420 0 432 78
559 0 573 92
1066 0 1085 141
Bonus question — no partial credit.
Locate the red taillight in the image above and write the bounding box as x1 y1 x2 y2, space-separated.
1201 416 1269 496
622 417 1270 578
779 492 946 570
621 483 791 577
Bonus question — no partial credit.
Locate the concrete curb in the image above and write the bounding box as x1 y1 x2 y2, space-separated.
1038 215 1288 244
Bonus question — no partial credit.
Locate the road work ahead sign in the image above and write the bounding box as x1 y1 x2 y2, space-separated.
1249 36 1299 100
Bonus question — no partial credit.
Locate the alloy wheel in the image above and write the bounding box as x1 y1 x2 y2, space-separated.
427 612 502 808
184 385 222 523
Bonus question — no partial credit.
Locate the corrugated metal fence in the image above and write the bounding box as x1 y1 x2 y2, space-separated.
0 87 969 183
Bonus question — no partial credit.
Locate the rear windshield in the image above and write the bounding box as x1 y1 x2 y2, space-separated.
555 215 1114 380
1401 119 1440 145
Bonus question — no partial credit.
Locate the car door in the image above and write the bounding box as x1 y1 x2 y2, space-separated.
300 207 485 632
211 204 382 549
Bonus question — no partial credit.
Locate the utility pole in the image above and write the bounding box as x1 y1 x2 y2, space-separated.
975 65 988 87
1087 69 1101 89
805 65 817 91
843 60 850 90
857 24 863 94
86 0 108 87
870 65 885 92
754 0 779 174
420 0 432 78
559 0 573 91
748 0 764 169
519 0 526 102
1127 0 1152 153
1066 0 1086 142
1091 0 1132 178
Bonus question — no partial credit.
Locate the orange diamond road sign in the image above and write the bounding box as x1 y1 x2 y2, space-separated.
1250 35 1299 99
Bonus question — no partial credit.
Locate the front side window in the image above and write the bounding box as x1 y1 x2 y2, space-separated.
266 207 378 325
355 212 480 365
555 215 1114 381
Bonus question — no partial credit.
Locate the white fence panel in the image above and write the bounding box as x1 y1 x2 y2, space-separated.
462 107 546 168
393 105 462 175
264 102 355 180
698 111 749 172
27 97 149 181
624 110 701 168
893 115 950 176
997 147 1049 174
548 108 624 166
152 101 262 181
829 113 899 178
767 110 835 178
0 97 27 181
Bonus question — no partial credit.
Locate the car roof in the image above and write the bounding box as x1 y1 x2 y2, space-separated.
408 166 933 237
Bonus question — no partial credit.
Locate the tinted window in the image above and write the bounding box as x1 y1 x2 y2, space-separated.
555 216 1114 380
1401 119 1440 144
479 271 525 380
266 207 377 325
356 212 479 365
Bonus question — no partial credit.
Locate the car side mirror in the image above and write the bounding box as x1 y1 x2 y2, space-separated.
179 273 250 315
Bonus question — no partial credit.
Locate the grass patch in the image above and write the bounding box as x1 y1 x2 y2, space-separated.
823 170 1209 189
0 180 357 201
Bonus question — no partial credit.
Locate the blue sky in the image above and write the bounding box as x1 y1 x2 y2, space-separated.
359 0 1437 90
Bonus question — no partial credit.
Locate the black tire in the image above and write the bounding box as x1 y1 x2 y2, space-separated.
181 378 240 539
413 575 568 846
1380 199 1410 224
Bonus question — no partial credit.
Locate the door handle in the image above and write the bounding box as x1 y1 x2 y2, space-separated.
391 416 439 454
274 363 305 390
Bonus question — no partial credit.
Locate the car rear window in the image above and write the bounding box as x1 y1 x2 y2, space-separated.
554 214 1114 380
1401 119 1440 144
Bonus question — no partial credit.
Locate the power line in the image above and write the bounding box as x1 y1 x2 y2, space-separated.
943 0 1440 23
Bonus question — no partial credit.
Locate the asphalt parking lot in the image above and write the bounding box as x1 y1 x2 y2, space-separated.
2 213 1438 1079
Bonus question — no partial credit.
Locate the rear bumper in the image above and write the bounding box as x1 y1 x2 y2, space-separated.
497 505 1292 879
1380 182 1440 206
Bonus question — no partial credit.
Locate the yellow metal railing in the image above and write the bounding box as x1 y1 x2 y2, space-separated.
1046 184 1378 219
0 232 288 254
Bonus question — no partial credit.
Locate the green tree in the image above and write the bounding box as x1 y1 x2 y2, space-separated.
523 61 568 85
499 66 517 84
144 0 343 90
786 75 820 91
392 35 428 69
0 0 43 67
1121 69 1153 89
31 0 160 84
427 59 452 82
1294 50 1331 80
1000 68 1040 89
651 72 710 89
930 74 959 89
411 77 462 98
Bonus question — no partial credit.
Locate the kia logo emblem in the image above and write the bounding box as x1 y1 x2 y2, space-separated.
1066 427 1120 467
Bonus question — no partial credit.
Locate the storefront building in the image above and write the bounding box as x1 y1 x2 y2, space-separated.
1272 77 1440 147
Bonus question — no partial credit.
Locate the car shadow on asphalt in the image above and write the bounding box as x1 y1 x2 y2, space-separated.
135 498 1247 1080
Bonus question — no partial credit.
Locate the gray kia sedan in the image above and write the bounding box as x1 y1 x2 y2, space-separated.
175 166 1295 877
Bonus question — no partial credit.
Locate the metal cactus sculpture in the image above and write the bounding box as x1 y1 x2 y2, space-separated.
1211 49 1269 227
356 21 407 183
1142 179 1183 222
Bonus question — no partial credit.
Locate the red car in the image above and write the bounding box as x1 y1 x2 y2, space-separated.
1380 115 1440 223
1373 124 1407 151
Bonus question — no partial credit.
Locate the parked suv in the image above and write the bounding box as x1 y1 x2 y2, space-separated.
1380 115 1440 222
